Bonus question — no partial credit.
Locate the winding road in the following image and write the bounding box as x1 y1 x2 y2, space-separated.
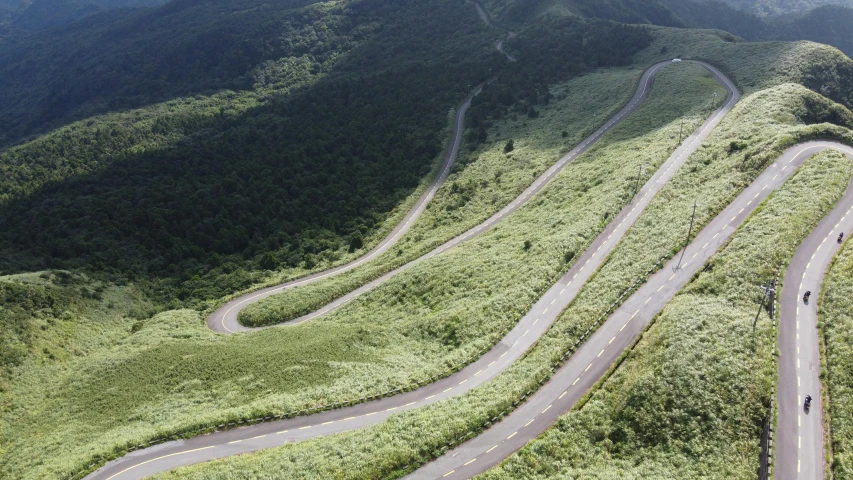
85 60 733 480
208 85 478 333
413 141 853 480
208 0 520 334
776 144 853 479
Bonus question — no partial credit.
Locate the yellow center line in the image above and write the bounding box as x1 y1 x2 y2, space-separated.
474 370 483 376
321 421 333 426
542 405 552 413
443 470 456 477
405 402 417 407
656 285 664 292
572 378 580 385
299 426 311 430
276 430 289 435
425 395 435 401
343 417 357 421
228 440 242 444
104 446 215 480
559 391 567 400
645 297 651 304
458 379 468 385
486 445 499 453
507 432 517 440
585 363 593 372
464 458 476 466
488 361 495 367
524 419 535 427
597 349 605 357
365 412 377 416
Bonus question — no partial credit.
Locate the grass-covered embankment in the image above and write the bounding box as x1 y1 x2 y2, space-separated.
818 235 853 478
0 61 721 480
150 84 853 479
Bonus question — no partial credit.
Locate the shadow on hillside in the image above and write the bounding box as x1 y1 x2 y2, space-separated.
0 0 498 148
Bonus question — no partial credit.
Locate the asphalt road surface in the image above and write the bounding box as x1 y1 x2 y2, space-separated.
409 142 853 480
85 60 732 480
775 144 853 479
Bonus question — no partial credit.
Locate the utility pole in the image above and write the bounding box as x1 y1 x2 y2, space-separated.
753 279 777 348
673 201 701 272
633 164 645 200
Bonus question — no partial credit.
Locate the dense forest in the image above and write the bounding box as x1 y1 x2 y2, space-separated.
0 0 651 304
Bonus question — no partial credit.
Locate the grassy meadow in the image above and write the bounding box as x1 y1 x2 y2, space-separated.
151 83 853 479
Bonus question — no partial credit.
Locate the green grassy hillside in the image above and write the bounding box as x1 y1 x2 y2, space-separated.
148 72 853 480
237 26 853 328
0 54 722 480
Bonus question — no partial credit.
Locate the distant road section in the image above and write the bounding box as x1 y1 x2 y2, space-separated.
86 60 728 480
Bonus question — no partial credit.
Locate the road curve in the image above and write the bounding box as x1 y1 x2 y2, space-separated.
206 87 478 333
412 141 853 480
208 0 514 334
776 144 853 479
210 61 682 333
84 61 733 480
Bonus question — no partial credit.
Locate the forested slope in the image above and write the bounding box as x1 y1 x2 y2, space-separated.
483 0 853 57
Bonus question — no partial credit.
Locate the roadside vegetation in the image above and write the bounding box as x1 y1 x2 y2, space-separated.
0 59 722 480
818 233 853 478
151 80 853 479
